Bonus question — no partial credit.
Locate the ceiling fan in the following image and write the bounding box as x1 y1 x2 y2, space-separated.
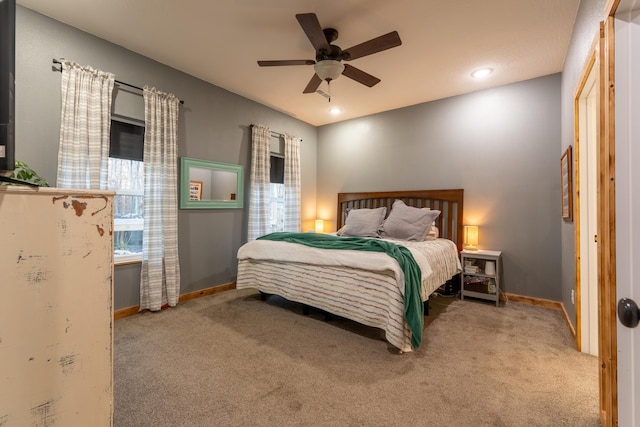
257 13 402 96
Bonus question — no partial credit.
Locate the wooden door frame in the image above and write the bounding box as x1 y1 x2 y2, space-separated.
573 36 600 355
599 1 619 424
573 2 618 425
598 15 617 426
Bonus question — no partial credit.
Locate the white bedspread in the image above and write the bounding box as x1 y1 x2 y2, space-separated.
237 238 434 296
236 236 461 351
237 237 460 298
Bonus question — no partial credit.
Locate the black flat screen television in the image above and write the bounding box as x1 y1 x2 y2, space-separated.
0 0 15 173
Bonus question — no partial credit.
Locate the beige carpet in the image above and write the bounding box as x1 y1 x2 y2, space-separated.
114 290 599 426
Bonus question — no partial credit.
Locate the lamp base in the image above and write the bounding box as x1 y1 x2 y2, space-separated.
463 245 478 251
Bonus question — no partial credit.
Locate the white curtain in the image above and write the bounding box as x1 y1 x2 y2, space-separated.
283 134 301 232
139 86 181 311
56 60 114 189
248 124 271 241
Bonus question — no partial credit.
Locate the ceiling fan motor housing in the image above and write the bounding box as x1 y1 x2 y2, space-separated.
316 44 345 62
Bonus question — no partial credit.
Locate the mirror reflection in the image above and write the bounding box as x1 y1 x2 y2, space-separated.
189 167 238 201
180 157 243 209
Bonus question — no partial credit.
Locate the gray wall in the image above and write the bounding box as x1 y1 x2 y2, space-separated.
559 0 608 325
317 74 562 300
15 6 317 310
15 3 603 312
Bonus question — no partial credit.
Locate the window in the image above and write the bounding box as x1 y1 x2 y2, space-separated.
269 154 284 233
108 119 144 263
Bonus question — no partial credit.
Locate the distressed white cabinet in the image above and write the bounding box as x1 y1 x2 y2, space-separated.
0 186 114 426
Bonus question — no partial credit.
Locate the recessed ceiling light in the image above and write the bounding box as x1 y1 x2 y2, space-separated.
471 68 493 79
330 107 342 115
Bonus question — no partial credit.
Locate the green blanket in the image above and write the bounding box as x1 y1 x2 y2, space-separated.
257 232 424 349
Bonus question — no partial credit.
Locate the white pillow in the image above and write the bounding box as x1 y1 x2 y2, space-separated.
338 207 387 238
381 199 441 241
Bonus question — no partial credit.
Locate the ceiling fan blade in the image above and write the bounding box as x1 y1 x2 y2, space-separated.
258 60 315 67
342 31 402 61
296 13 330 54
303 73 322 93
342 64 381 87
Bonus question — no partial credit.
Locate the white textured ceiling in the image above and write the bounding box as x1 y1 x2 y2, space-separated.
17 0 580 126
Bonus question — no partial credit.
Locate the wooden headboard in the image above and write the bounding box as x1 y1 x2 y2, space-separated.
337 189 464 251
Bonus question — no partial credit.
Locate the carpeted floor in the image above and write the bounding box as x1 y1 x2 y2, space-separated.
114 289 600 426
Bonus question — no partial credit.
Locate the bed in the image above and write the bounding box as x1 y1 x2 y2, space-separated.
236 189 464 352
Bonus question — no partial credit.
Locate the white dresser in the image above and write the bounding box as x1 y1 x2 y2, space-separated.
0 186 114 426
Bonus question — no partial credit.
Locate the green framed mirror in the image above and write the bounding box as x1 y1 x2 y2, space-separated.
179 157 244 209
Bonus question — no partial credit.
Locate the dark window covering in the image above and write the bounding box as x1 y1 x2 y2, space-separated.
110 119 144 161
270 155 284 184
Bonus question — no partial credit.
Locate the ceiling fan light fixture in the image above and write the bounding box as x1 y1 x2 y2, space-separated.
314 60 345 82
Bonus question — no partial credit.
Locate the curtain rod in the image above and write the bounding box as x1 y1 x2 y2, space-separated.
250 124 302 142
52 58 184 105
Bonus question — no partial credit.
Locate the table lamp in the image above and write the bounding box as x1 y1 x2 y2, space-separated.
464 225 479 251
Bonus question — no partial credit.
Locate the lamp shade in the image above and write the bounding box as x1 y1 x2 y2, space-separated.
463 225 479 250
315 219 325 233
314 60 344 81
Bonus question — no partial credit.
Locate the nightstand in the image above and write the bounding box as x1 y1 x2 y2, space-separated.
460 249 502 307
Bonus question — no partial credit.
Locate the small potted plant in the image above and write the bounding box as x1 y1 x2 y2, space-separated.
1 161 50 187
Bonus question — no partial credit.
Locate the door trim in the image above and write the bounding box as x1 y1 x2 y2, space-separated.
573 38 600 354
599 12 618 427
573 12 618 426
